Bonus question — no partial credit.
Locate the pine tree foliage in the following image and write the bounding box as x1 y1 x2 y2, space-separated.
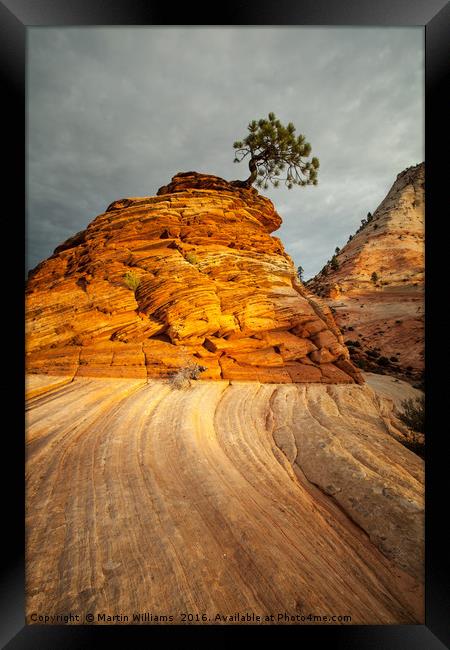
233 112 319 189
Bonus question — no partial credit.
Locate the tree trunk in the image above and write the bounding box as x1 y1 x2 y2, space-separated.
244 157 258 188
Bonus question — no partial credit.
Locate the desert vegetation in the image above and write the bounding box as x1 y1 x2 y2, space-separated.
168 362 206 389
233 112 319 189
123 270 140 291
398 396 425 433
185 252 199 265
330 255 339 271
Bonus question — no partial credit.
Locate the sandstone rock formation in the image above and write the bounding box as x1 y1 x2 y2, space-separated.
306 163 424 382
26 375 424 625
26 172 362 384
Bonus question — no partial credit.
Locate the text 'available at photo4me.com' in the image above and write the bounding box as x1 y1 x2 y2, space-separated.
29 610 353 624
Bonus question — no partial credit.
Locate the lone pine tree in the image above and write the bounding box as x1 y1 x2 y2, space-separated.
233 112 319 190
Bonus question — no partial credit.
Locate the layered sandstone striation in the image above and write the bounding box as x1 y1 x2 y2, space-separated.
26 172 362 384
26 375 424 624
307 163 424 381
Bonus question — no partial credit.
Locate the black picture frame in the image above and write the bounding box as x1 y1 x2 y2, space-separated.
2 1 449 647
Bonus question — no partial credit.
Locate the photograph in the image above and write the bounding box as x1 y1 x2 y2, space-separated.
25 25 425 626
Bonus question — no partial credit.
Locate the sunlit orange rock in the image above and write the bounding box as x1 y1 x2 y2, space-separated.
26 171 362 384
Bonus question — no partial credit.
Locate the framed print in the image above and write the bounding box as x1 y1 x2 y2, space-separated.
1 0 449 647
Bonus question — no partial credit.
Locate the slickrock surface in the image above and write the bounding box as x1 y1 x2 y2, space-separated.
307 163 424 382
363 372 423 412
362 372 425 452
26 172 362 385
26 375 424 625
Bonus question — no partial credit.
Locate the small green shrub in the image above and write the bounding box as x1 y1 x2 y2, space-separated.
397 396 425 433
345 340 361 348
123 270 141 291
377 356 390 366
185 252 199 265
330 255 339 271
371 271 378 283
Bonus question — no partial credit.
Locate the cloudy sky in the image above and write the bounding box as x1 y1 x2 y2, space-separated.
27 27 423 280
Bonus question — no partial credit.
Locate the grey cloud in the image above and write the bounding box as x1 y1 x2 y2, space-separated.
27 27 423 279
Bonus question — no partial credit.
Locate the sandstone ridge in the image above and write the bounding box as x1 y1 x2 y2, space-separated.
26 172 362 384
306 163 424 381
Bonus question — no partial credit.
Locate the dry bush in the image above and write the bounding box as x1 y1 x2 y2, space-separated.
168 362 206 390
397 395 425 433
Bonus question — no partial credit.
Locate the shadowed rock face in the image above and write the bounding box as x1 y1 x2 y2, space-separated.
306 163 424 381
26 172 362 384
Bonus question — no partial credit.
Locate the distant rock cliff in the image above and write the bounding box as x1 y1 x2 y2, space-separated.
306 163 424 382
26 172 362 384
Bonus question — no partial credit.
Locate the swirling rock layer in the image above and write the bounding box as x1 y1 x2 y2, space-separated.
26 375 424 625
26 172 362 384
